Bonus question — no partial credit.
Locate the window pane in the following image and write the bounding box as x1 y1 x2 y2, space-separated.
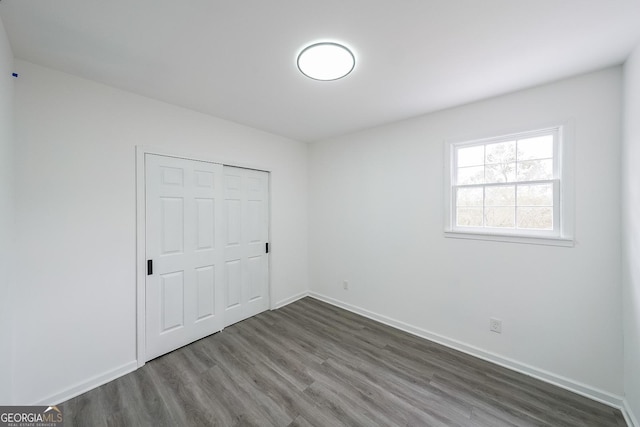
517 207 553 230
517 135 553 160
486 163 516 183
517 183 553 206
516 159 552 181
450 128 562 238
485 207 515 228
457 187 483 207
457 145 484 167
485 185 515 206
457 208 483 227
457 166 484 185
485 141 516 164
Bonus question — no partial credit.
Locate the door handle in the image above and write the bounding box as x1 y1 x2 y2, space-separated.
147 260 153 275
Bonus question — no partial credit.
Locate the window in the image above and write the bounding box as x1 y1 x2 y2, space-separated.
444 125 573 246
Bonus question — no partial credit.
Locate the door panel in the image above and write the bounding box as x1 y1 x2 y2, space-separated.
226 200 241 245
225 259 242 309
223 166 269 326
161 271 184 331
248 255 263 300
160 197 184 254
195 265 215 320
195 198 215 250
145 154 224 361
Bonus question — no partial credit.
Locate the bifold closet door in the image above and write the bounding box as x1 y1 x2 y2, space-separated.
145 154 225 361
222 166 270 327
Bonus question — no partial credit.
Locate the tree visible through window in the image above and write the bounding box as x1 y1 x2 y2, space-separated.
450 127 561 236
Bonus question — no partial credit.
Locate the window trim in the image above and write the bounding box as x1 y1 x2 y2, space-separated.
443 122 574 247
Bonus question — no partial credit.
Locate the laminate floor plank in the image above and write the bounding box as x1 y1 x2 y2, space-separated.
321 355 472 424
470 406 528 427
478 372 616 427
318 356 470 427
61 297 626 426
287 415 314 427
429 373 546 427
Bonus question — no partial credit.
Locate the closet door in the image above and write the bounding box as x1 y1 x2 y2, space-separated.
223 166 270 326
145 154 224 361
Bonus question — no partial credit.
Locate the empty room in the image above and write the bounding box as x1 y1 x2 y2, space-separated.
1 1 639 426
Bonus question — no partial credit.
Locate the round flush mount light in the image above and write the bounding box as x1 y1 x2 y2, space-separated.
297 42 355 81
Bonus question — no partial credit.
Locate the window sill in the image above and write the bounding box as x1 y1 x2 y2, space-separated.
444 230 574 247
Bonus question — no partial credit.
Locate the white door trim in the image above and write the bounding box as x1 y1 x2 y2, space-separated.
135 145 273 368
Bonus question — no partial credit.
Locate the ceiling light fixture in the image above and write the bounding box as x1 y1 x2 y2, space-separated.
297 42 355 81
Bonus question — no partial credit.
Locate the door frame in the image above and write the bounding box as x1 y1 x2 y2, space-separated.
135 146 273 367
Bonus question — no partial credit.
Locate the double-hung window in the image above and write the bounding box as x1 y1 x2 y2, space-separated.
445 125 573 246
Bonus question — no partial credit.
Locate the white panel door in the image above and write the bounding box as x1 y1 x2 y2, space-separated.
145 154 224 361
223 166 270 326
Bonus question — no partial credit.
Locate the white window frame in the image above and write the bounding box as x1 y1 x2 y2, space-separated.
444 122 574 247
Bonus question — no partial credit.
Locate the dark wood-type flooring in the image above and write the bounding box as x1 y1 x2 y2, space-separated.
62 297 626 426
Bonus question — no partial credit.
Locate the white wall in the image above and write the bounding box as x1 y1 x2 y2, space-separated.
623 44 640 425
309 68 624 399
0 15 14 405
12 60 309 404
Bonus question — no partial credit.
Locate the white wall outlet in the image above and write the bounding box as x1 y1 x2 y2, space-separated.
343 280 349 290
490 318 502 334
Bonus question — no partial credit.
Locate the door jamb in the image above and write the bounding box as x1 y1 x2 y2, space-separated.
135 145 273 368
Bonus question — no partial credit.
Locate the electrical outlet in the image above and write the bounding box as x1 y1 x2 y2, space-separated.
490 318 502 334
343 280 349 290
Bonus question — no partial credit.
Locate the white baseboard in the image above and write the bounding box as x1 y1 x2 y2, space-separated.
308 291 625 410
29 294 632 422
273 291 309 310
623 399 639 427
34 360 138 405
31 289 310 406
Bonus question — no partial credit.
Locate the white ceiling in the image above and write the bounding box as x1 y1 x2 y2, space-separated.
1 1 640 142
